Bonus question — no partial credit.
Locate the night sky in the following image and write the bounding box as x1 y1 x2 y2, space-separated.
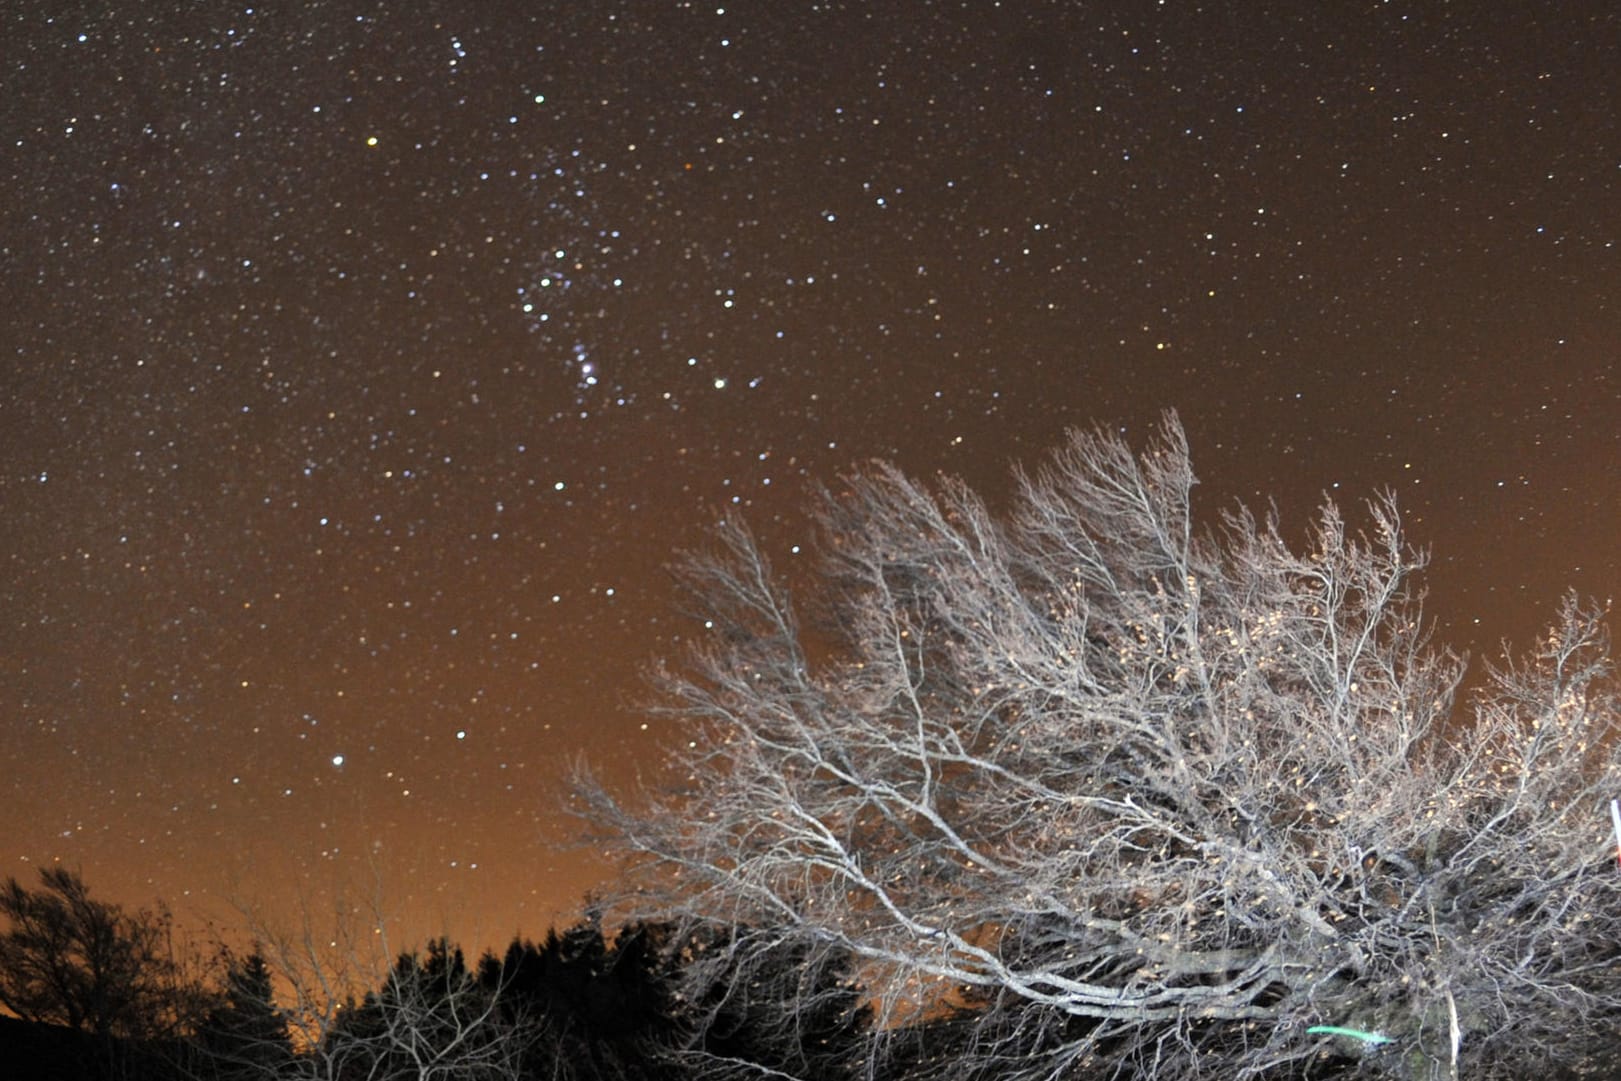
4 2 1617 954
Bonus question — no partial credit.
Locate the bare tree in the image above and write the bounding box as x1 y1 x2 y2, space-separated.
585 413 1621 1081
218 895 529 1081
0 867 210 1042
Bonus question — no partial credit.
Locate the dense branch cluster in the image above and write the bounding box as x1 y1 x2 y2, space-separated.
0 867 203 1043
593 414 1621 1080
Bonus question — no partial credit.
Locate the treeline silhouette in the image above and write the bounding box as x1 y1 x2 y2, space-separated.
0 869 1042 1081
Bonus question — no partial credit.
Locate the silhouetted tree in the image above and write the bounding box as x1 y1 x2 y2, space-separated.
0 867 204 1042
586 413 1621 1081
311 937 523 1081
236 902 526 1081
195 949 293 1079
477 914 677 1081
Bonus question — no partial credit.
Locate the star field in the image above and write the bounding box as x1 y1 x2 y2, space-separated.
3 2 1617 950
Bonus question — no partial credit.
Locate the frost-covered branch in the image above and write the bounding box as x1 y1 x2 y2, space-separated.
586 413 1621 1081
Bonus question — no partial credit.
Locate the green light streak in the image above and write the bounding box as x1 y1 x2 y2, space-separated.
1306 1024 1395 1045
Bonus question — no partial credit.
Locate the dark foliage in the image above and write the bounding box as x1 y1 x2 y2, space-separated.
193 950 295 1079
475 913 676 1081
0 867 204 1042
466 914 873 1081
